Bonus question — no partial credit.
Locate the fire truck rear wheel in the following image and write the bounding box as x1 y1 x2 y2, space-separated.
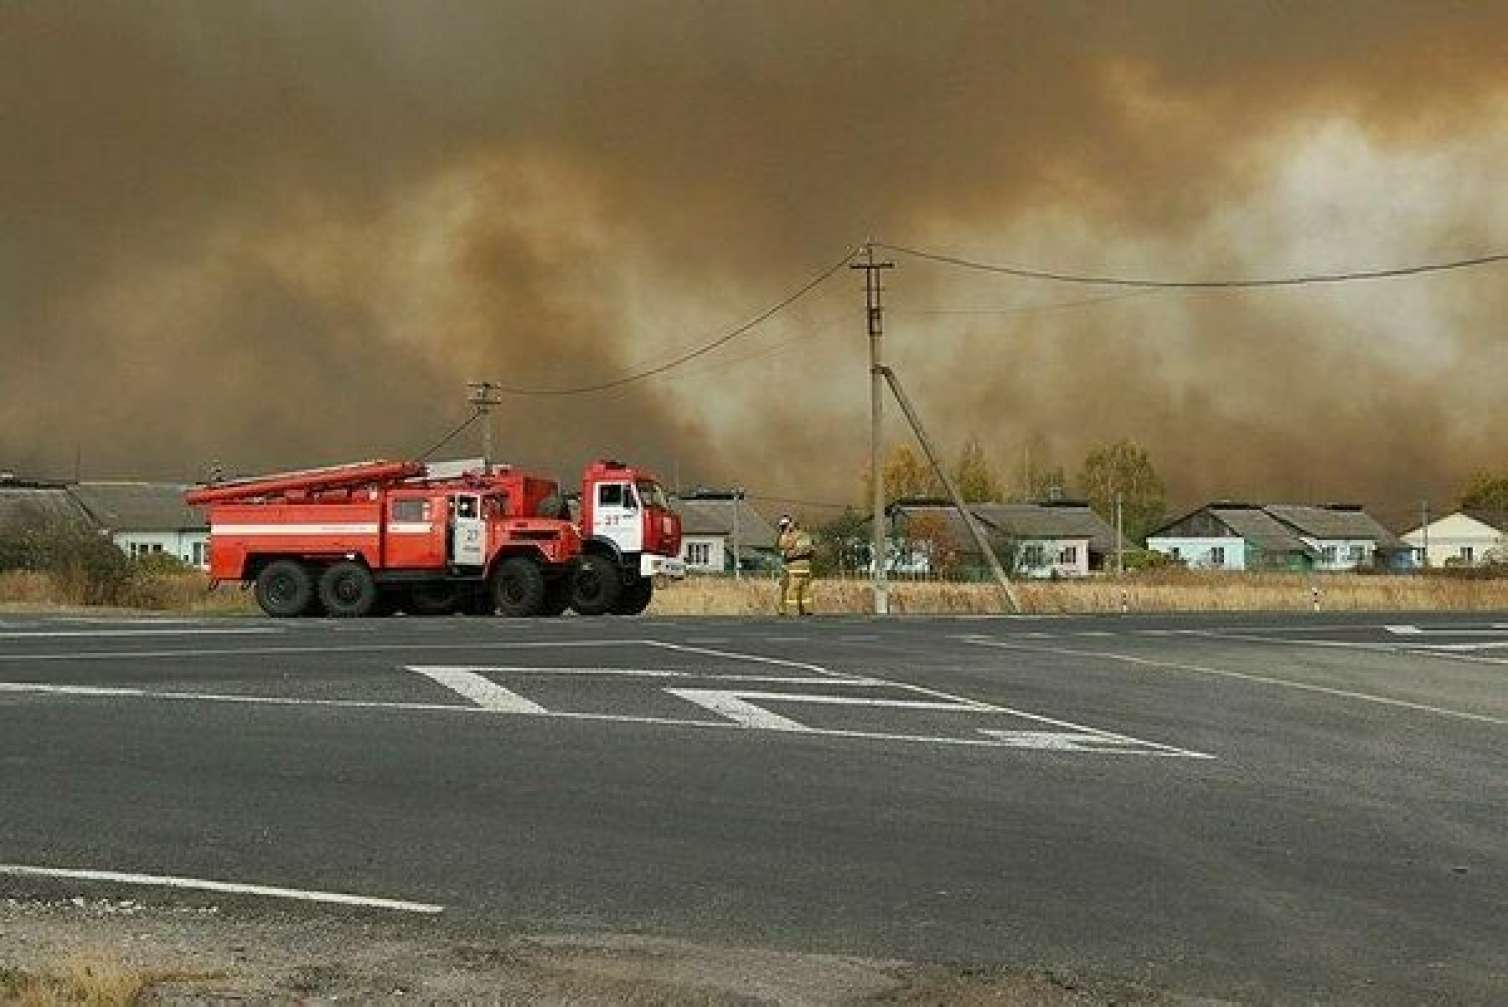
491 556 546 617
612 576 653 616
254 560 314 618
569 553 622 616
317 561 378 618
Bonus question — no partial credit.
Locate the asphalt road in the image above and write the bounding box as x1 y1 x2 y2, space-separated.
1 610 1504 1003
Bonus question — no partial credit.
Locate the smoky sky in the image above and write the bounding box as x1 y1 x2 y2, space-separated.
3 1 1506 521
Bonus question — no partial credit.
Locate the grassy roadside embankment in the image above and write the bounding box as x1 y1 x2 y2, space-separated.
8 568 1508 617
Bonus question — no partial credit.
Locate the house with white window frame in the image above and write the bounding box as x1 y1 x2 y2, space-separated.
1147 502 1408 572
1402 510 1508 567
671 491 778 574
69 482 211 568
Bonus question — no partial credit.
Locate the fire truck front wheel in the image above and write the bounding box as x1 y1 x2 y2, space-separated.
318 561 378 618
569 553 622 616
254 560 315 618
491 556 546 617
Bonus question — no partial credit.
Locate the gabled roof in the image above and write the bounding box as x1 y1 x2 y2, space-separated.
1209 506 1315 557
1462 509 1508 533
672 494 778 549
1151 501 1403 553
0 486 93 532
1264 504 1406 550
68 482 206 533
889 500 1126 555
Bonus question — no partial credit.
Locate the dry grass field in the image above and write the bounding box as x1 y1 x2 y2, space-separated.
6 568 1508 617
648 571 1508 616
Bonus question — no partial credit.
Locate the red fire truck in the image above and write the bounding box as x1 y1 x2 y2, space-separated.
185 458 683 618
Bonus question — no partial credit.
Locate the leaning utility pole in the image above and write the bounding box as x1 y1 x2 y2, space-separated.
852 244 894 615
466 380 504 473
878 366 1022 613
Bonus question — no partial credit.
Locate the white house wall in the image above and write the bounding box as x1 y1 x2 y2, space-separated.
1145 536 1246 571
1402 513 1506 567
680 534 727 573
112 530 209 568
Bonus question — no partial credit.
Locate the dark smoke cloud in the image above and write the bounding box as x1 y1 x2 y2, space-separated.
2 1 1506 517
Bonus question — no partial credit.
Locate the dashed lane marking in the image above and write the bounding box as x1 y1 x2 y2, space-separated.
0 864 443 914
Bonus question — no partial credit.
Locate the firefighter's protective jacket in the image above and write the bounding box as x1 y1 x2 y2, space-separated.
778 528 814 563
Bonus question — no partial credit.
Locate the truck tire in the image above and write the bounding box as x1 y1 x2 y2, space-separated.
570 553 622 616
612 576 653 616
539 576 571 617
491 556 546 617
407 581 459 616
318 561 378 618
254 560 314 618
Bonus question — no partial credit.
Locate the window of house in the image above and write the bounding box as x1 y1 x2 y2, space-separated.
687 541 711 566
1057 545 1078 565
1210 546 1226 565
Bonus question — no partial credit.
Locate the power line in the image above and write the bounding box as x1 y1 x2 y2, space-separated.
487 246 859 397
877 241 1508 289
892 289 1158 315
413 408 483 461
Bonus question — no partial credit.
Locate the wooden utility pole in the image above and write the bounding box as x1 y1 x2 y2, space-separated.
466 381 504 473
851 244 894 615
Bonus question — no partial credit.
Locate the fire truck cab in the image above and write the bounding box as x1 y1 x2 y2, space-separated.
572 461 685 616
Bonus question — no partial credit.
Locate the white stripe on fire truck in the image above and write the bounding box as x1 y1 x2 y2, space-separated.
212 523 380 535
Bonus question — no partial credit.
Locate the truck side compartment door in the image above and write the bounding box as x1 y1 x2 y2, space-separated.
452 493 486 568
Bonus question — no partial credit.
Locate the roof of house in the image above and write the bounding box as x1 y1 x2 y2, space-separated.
1209 506 1315 557
1462 509 1508 533
0 486 93 532
68 482 206 533
1151 501 1404 552
672 495 778 550
1264 504 1406 549
890 500 1126 555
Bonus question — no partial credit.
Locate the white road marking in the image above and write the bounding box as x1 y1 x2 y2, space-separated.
0 864 442 914
645 640 840 676
966 637 1507 727
403 666 883 685
0 675 1206 753
0 628 280 639
408 668 547 713
0 639 648 663
664 689 811 730
977 730 1168 752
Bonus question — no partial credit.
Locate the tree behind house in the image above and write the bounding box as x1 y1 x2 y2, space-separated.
1079 439 1167 544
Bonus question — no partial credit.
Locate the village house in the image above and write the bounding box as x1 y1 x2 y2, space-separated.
671 490 778 574
1402 510 1508 567
0 474 209 568
883 498 1125 579
1147 502 1408 571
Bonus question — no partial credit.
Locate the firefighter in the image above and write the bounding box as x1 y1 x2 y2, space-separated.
776 514 815 616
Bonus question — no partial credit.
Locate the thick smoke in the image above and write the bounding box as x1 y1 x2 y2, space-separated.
2 2 1506 516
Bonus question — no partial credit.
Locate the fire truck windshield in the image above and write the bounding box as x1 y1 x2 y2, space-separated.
636 481 669 510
